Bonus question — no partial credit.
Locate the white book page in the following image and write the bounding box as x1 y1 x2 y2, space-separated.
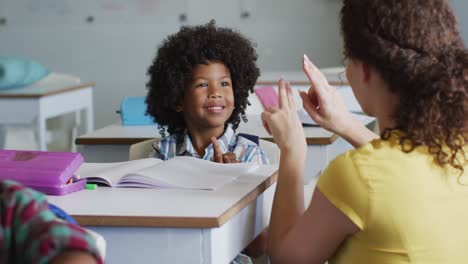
78 158 161 186
120 156 259 190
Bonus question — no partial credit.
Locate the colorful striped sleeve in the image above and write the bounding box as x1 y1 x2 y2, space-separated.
0 180 103 264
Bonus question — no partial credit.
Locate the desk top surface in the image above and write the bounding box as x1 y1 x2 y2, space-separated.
75 114 374 146
47 165 278 228
0 73 94 98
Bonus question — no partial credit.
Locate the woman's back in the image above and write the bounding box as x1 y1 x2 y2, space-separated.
318 133 468 263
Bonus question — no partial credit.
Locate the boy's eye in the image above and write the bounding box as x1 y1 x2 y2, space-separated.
197 83 208 87
221 81 231 87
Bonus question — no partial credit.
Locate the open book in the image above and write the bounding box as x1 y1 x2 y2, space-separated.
78 156 259 190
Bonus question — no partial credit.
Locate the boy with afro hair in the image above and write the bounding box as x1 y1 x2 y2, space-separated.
146 20 268 166
145 20 269 262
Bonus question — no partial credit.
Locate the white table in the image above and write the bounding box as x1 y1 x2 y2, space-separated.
76 114 374 183
47 165 280 264
0 73 94 150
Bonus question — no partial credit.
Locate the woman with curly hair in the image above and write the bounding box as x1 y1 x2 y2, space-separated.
263 0 467 263
145 20 268 262
146 20 267 165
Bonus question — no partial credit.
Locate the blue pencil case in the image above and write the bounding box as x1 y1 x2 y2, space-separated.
120 96 156 126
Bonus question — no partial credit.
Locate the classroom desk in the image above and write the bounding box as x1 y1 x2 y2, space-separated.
0 73 94 150
47 165 282 264
76 114 374 183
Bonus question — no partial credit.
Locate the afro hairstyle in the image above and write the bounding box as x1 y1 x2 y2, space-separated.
145 20 260 138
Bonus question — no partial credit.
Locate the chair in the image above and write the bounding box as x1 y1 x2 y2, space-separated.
129 138 160 161
129 138 279 164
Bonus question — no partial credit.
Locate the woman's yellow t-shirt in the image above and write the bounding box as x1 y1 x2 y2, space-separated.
317 134 468 264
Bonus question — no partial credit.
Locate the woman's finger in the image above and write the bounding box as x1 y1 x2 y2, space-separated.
303 54 329 84
307 89 320 108
278 78 289 109
286 81 296 111
300 91 321 122
302 54 328 96
261 111 272 135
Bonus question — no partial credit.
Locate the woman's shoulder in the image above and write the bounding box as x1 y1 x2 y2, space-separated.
350 136 408 162
331 135 444 183
326 137 407 176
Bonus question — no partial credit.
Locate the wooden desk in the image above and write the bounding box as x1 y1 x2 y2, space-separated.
47 165 281 264
76 114 374 183
0 73 94 150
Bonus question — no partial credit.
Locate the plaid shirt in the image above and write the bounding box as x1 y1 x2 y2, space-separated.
0 180 103 264
152 125 269 165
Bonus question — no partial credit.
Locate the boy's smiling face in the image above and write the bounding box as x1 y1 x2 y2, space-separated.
178 61 234 132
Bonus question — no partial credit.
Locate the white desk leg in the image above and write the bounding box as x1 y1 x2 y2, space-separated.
71 111 81 152
85 98 94 133
36 116 47 151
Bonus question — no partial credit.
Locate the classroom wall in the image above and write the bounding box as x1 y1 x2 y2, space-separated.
0 0 343 135
0 0 465 151
450 0 468 43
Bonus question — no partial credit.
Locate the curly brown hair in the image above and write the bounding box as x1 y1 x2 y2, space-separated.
341 0 467 172
145 20 260 138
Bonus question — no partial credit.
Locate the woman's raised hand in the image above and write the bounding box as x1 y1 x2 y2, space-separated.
299 54 355 135
261 79 306 156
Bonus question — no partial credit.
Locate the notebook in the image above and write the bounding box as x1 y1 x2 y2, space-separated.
78 156 259 190
255 86 279 109
0 150 86 195
255 86 318 126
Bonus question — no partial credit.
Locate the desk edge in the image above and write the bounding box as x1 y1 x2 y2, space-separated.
74 171 279 228
0 82 95 98
217 171 278 226
75 137 154 145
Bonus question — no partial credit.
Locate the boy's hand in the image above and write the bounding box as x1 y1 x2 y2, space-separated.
211 137 240 163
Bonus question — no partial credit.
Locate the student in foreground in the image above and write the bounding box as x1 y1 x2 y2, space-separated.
145 20 268 262
0 180 103 264
262 0 468 263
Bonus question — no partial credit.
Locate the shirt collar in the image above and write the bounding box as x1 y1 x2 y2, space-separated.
179 125 236 158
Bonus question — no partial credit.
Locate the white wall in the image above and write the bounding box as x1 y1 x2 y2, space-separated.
0 0 343 132
450 0 468 43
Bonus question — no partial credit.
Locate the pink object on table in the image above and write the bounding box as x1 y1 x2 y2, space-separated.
255 86 279 109
0 150 86 195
